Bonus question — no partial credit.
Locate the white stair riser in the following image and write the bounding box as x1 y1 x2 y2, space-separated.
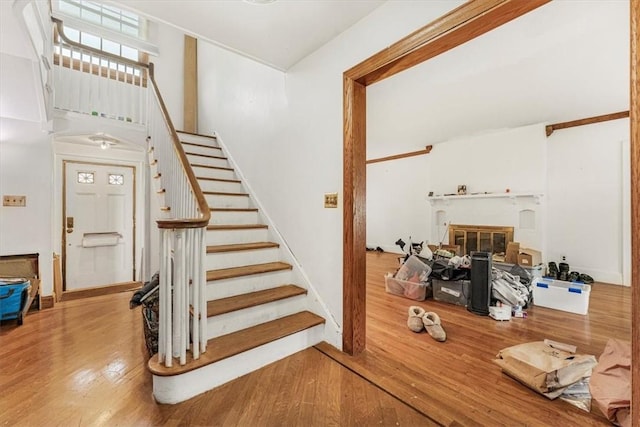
198 179 244 193
208 210 259 225
205 194 250 209
206 270 293 299
192 167 236 181
205 247 281 270
152 324 324 404
206 295 307 339
186 154 229 168
206 228 269 245
176 132 219 146
181 144 222 156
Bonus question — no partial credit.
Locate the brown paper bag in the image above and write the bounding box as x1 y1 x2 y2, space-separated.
589 339 630 427
494 341 597 399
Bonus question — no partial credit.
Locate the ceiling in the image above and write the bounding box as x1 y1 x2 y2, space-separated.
114 0 385 70
367 0 630 155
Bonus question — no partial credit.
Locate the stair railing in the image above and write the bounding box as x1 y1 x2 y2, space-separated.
52 17 147 124
147 63 210 367
53 17 210 367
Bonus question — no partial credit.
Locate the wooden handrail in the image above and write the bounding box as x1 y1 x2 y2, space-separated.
53 16 209 229
546 110 630 136
53 17 149 69
366 145 432 164
148 63 210 229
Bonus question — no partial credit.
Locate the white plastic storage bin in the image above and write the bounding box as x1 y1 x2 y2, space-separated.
384 273 429 301
532 278 591 315
396 255 432 282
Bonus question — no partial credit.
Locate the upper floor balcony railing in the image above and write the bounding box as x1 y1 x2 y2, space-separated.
52 17 147 125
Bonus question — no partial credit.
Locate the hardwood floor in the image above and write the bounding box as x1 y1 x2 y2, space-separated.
0 292 433 426
0 253 630 426
321 252 629 426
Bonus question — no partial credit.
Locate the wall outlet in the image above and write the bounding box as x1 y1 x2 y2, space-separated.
561 255 566 261
3 195 26 207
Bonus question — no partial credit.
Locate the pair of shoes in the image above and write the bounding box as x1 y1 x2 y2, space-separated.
406 306 447 342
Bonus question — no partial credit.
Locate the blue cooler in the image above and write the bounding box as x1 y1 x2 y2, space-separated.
0 279 31 325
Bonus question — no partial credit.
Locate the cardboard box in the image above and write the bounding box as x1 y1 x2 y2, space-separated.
518 248 542 266
505 242 520 264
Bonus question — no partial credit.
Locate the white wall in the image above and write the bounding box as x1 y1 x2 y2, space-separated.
0 118 53 296
547 119 630 285
366 155 430 253
197 1 465 335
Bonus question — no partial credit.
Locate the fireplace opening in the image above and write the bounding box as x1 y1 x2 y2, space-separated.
448 224 514 256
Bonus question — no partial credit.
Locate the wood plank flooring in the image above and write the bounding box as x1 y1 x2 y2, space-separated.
0 252 630 426
333 252 630 426
0 292 433 426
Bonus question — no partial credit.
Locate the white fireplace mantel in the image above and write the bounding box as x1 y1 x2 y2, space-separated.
427 192 544 206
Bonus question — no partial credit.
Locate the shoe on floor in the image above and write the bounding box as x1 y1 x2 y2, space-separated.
407 306 426 333
568 271 580 282
422 312 446 342
578 273 594 284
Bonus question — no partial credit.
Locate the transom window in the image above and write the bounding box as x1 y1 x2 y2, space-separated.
53 0 149 81
58 0 143 38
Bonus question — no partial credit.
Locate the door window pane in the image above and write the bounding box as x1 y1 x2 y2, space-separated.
77 172 94 184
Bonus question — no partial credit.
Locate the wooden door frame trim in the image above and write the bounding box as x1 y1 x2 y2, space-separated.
342 0 551 354
343 0 638 423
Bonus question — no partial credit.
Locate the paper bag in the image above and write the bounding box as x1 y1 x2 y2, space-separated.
494 341 597 399
589 339 630 427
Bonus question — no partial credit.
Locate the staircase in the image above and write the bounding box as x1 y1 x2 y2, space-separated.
147 131 326 404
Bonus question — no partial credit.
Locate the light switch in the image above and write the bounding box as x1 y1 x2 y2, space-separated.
324 192 338 208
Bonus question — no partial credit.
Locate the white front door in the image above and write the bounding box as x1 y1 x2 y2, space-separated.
64 161 135 290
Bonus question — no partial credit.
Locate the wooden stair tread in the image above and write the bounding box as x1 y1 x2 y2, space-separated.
148 311 324 376
185 152 227 160
176 130 217 140
210 207 258 212
207 242 279 253
197 177 241 183
181 141 222 150
207 262 292 281
207 224 267 231
191 163 234 171
204 191 248 197
207 285 306 317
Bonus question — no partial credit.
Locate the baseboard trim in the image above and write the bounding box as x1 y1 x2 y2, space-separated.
40 295 54 309
61 281 141 302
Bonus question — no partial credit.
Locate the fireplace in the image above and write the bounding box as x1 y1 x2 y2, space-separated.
448 224 514 256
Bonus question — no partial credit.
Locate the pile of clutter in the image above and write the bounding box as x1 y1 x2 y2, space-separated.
545 261 594 284
494 339 630 426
